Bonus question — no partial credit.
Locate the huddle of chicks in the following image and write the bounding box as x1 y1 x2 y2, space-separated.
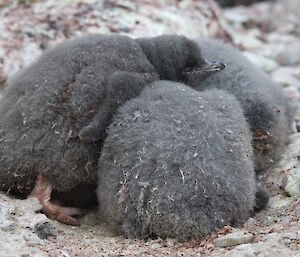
0 34 292 241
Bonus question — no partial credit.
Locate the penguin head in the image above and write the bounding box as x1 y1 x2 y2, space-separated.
181 59 226 82
136 35 226 81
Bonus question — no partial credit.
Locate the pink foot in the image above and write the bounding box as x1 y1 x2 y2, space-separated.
29 175 81 226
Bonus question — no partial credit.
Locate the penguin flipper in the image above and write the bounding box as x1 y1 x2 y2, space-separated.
79 71 155 144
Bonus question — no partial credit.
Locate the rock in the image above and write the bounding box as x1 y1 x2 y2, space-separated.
1 220 16 232
274 209 286 217
165 239 176 248
243 52 279 73
223 244 256 257
283 86 300 102
126 244 138 250
282 232 300 241
269 196 293 209
21 197 43 213
23 234 44 247
295 67 300 80
0 203 10 220
294 105 300 126
262 215 273 225
232 31 263 50
276 44 300 66
223 9 251 24
271 134 300 197
0 193 50 256
0 229 47 257
285 175 300 197
18 212 49 231
271 67 300 89
12 197 49 231
244 218 256 228
282 216 293 225
0 200 17 232
151 243 161 250
223 241 297 257
34 221 57 239
213 231 254 248
295 207 300 217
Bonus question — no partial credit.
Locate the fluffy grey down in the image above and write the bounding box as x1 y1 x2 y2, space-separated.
0 34 159 205
97 81 258 241
186 39 293 173
0 34 219 206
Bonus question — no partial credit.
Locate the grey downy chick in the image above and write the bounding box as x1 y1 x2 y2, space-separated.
0 34 160 225
80 34 226 143
185 39 293 174
97 81 261 241
135 35 226 82
0 34 225 225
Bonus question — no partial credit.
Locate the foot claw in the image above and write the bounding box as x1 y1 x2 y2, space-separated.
29 175 81 226
43 204 80 226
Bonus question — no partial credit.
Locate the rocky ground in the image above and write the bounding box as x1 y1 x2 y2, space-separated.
1 0 300 256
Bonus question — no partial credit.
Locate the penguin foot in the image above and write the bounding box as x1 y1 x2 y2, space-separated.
29 175 81 226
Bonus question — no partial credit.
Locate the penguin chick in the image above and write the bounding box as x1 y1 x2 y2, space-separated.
185 39 294 173
0 34 161 225
80 35 226 143
135 35 226 82
0 34 226 225
97 81 259 241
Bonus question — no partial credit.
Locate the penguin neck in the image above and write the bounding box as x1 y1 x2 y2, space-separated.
180 70 214 86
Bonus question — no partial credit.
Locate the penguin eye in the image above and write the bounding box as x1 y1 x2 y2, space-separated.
182 66 194 74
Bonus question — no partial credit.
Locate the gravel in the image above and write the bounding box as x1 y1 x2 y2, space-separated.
213 231 254 247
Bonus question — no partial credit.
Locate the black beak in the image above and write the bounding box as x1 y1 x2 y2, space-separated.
183 60 226 76
197 60 226 72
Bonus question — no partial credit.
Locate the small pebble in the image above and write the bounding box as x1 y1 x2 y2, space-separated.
213 231 254 248
23 234 44 247
1 220 16 232
165 239 175 248
34 221 57 239
243 52 279 73
270 197 292 209
271 67 300 89
274 210 286 217
244 217 256 228
127 244 137 250
282 216 292 225
262 216 273 225
295 207 300 217
151 243 161 250
22 197 43 212
276 45 300 66
282 232 299 241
